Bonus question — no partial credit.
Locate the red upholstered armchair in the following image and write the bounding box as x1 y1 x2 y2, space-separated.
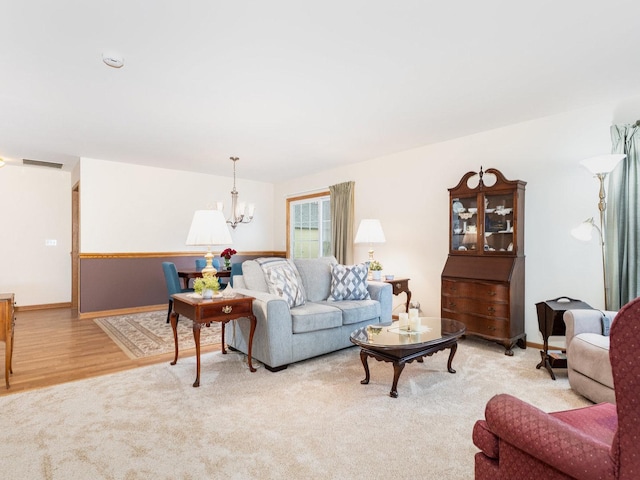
473 297 640 480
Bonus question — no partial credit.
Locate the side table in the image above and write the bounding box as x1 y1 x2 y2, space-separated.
384 278 411 314
170 292 257 387
535 296 592 380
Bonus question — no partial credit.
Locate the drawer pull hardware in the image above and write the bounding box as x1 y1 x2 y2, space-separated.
488 307 496 313
222 305 233 314
488 291 497 296
395 283 401 289
449 302 456 308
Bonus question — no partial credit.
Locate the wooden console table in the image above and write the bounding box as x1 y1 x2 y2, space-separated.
170 292 256 387
0 293 15 389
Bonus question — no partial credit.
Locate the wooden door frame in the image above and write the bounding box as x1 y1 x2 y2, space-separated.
71 182 80 310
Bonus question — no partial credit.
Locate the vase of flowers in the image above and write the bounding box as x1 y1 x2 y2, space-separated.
193 275 220 299
220 248 237 270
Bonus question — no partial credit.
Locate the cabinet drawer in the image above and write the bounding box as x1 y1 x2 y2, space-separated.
442 279 508 300
452 313 510 338
201 301 252 319
441 296 509 318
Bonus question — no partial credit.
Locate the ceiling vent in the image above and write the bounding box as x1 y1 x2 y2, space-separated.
23 159 63 169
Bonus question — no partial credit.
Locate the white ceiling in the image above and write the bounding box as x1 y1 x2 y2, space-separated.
2 1 640 182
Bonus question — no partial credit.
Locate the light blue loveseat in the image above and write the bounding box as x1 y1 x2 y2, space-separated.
225 256 393 371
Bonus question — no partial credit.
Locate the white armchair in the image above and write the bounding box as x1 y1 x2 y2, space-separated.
563 308 617 403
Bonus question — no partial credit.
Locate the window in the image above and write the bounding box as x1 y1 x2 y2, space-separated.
287 192 332 259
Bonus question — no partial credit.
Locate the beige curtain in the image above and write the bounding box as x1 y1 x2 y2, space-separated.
329 181 355 264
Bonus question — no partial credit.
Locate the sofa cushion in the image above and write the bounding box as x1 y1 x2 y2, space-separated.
570 333 613 389
241 260 270 293
328 263 371 301
316 299 380 325
256 258 306 308
294 256 337 302
290 303 342 333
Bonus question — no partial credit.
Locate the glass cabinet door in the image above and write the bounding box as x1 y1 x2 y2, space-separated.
483 192 514 252
451 196 479 252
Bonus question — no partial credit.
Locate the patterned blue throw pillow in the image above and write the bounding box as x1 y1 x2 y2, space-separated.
328 263 371 301
256 258 306 308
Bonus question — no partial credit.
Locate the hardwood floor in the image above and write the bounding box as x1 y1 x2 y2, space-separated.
0 307 220 396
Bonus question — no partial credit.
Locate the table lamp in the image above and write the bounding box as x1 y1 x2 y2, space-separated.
186 210 233 276
354 219 386 263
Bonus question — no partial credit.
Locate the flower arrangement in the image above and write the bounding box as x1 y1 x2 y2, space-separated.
193 275 220 297
369 260 383 271
220 248 237 260
220 248 237 269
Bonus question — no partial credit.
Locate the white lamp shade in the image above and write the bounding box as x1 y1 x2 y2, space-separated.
580 154 626 175
354 219 386 244
185 210 233 246
571 218 595 242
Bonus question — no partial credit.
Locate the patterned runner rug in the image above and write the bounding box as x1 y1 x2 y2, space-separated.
94 310 221 359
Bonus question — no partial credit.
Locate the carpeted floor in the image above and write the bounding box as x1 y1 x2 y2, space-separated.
94 310 221 359
0 336 591 479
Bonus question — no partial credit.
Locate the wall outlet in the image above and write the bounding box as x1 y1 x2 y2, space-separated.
45 239 57 246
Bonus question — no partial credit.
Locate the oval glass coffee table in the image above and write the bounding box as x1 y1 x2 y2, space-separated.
350 317 466 398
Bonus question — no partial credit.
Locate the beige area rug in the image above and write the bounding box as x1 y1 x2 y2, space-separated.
0 337 591 480
94 310 221 359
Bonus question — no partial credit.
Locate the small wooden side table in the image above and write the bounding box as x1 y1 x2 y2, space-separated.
384 278 411 314
0 293 15 389
170 292 256 387
535 297 592 380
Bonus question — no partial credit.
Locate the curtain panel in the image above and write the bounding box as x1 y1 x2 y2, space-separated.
606 123 640 310
329 181 355 265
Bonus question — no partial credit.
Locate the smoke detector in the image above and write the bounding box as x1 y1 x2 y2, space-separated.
102 51 124 68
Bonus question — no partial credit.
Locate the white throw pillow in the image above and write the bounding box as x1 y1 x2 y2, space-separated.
328 263 370 301
256 258 305 308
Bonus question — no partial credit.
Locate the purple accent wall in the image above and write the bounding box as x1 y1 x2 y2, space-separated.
79 254 280 314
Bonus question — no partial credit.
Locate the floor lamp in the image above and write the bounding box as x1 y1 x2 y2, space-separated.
571 154 625 308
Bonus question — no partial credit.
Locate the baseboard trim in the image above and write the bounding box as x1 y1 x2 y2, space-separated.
15 302 72 312
79 304 166 320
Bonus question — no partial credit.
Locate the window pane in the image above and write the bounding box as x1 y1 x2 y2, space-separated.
289 194 331 259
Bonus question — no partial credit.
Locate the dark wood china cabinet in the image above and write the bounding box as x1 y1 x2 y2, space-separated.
441 168 526 355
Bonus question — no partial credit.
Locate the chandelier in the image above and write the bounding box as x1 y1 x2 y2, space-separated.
219 157 254 229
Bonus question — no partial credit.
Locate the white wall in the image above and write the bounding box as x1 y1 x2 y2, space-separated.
273 95 640 346
0 165 71 306
80 158 274 253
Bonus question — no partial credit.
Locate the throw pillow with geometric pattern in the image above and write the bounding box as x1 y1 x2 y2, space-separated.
256 258 306 308
327 263 371 301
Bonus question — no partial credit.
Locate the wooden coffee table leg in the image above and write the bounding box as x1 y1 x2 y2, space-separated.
169 312 179 366
193 322 202 387
390 361 406 398
359 350 370 385
447 342 458 374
